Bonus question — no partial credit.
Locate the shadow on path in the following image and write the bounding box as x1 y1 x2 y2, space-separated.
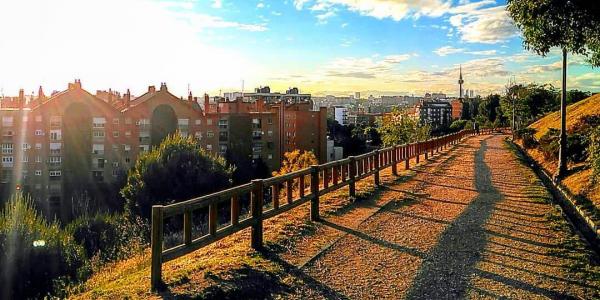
405 138 501 299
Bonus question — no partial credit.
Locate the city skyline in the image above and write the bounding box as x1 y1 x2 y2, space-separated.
1 0 599 98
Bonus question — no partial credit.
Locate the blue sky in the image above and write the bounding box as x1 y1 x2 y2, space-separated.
0 0 598 97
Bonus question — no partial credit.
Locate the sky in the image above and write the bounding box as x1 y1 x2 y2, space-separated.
0 0 599 98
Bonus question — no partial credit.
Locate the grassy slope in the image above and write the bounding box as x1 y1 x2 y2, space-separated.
526 93 600 216
70 162 415 299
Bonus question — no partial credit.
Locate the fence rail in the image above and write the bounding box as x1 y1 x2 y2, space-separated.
150 127 509 290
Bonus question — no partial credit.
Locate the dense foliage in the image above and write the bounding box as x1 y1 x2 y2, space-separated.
590 127 600 184
122 133 234 220
0 194 86 299
67 213 148 268
376 108 430 147
272 150 318 176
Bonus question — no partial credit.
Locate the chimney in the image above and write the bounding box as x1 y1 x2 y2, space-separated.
160 82 167 92
68 79 82 90
124 89 131 107
18 89 25 109
204 93 210 112
38 86 46 100
108 88 113 103
188 91 193 102
148 85 156 93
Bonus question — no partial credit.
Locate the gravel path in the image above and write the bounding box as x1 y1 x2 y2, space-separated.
281 135 598 299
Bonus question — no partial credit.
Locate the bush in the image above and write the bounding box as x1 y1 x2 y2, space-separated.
0 193 87 299
539 128 560 160
567 133 589 163
449 119 467 132
122 133 234 220
589 127 600 184
67 213 148 269
516 128 538 149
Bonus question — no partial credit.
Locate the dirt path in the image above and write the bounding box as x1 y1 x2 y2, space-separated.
278 134 598 299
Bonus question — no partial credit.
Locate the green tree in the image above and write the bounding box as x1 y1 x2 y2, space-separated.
478 94 502 124
507 0 600 179
377 108 431 147
567 89 591 104
122 133 234 219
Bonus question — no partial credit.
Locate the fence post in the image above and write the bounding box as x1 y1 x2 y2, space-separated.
251 179 264 250
183 209 192 245
405 145 410 170
310 165 320 221
416 142 420 164
424 140 429 160
348 156 356 198
150 205 164 291
374 149 380 186
392 145 398 176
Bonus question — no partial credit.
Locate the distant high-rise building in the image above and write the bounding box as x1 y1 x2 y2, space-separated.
355 92 360 100
470 90 474 98
458 65 464 99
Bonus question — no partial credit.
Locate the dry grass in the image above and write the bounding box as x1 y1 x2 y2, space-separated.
522 93 600 217
529 93 600 140
71 155 422 299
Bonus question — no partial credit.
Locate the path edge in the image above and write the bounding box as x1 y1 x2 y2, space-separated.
508 139 600 255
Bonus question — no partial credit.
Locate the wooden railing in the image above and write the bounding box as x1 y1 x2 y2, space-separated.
150 128 508 290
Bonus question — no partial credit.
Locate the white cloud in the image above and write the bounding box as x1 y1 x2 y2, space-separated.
212 0 222 8
466 50 497 55
450 5 518 44
176 11 267 32
293 0 311 10
434 46 465 56
316 10 336 24
257 2 265 8
324 54 412 79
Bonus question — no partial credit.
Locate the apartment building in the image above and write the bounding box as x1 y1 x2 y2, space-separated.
414 100 453 129
0 80 325 220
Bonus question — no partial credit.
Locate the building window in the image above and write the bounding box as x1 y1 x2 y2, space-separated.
1 143 13 154
35 143 42 150
92 144 105 155
113 118 120 125
125 131 131 137
125 118 132 125
268 154 273 160
219 131 228 141
34 130 43 136
2 117 14 127
92 117 106 128
218 119 228 129
35 156 41 163
207 119 213 125
267 118 273 125
49 130 61 141
207 131 214 138
2 130 14 137
35 170 42 176
50 116 62 127
92 171 104 182
206 144 213 151
113 131 119 138
267 130 273 137
195 119 202 125
50 143 61 155
194 132 202 139
22 155 28 163
93 131 105 138
49 170 62 177
49 156 61 164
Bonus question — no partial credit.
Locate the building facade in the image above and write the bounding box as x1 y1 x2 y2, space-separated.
0 81 326 221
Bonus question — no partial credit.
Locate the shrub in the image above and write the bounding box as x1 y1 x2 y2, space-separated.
122 133 234 220
539 128 560 160
449 119 467 132
516 128 538 149
589 127 600 184
0 193 87 299
567 133 589 163
67 213 148 269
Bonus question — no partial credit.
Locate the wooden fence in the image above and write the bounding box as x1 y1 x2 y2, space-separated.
150 128 507 290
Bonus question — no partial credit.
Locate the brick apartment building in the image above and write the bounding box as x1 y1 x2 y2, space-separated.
414 100 453 129
0 80 326 220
